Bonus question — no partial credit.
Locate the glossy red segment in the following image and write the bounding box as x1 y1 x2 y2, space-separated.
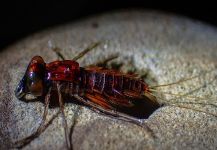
46 60 80 81
28 56 45 73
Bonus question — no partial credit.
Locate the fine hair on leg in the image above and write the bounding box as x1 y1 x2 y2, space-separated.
13 88 57 148
56 82 71 150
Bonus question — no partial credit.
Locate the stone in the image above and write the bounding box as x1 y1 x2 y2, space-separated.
0 10 217 150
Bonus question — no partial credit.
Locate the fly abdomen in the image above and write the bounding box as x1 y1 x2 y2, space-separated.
80 67 148 98
80 68 106 93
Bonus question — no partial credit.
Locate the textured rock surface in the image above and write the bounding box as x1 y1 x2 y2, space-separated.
0 11 217 150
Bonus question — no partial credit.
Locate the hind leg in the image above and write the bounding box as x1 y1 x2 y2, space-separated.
56 82 72 150
13 88 60 148
73 94 155 138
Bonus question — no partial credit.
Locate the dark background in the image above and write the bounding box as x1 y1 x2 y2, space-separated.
0 1 217 50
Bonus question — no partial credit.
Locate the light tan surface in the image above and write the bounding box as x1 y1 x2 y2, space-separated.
0 10 217 150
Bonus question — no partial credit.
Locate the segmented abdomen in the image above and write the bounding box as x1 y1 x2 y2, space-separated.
56 67 159 119
80 67 149 100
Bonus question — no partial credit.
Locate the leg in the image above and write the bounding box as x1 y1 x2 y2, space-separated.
73 95 155 137
13 88 58 148
74 94 142 124
50 42 101 61
50 42 101 149
86 54 119 68
69 105 81 149
73 42 119 68
72 42 101 61
56 82 71 150
48 40 66 60
50 41 119 69
52 47 66 60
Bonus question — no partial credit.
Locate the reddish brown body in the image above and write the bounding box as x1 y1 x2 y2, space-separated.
14 55 161 149
15 49 216 149
45 60 160 119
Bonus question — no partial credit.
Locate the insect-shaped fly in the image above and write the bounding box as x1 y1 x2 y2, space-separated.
14 42 217 149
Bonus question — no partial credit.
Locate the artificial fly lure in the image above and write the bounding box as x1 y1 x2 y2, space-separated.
14 42 217 150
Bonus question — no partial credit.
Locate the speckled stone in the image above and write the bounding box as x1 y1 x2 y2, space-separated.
0 11 217 150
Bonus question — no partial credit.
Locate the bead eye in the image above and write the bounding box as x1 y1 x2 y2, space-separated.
15 56 46 100
26 72 44 96
26 56 45 97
